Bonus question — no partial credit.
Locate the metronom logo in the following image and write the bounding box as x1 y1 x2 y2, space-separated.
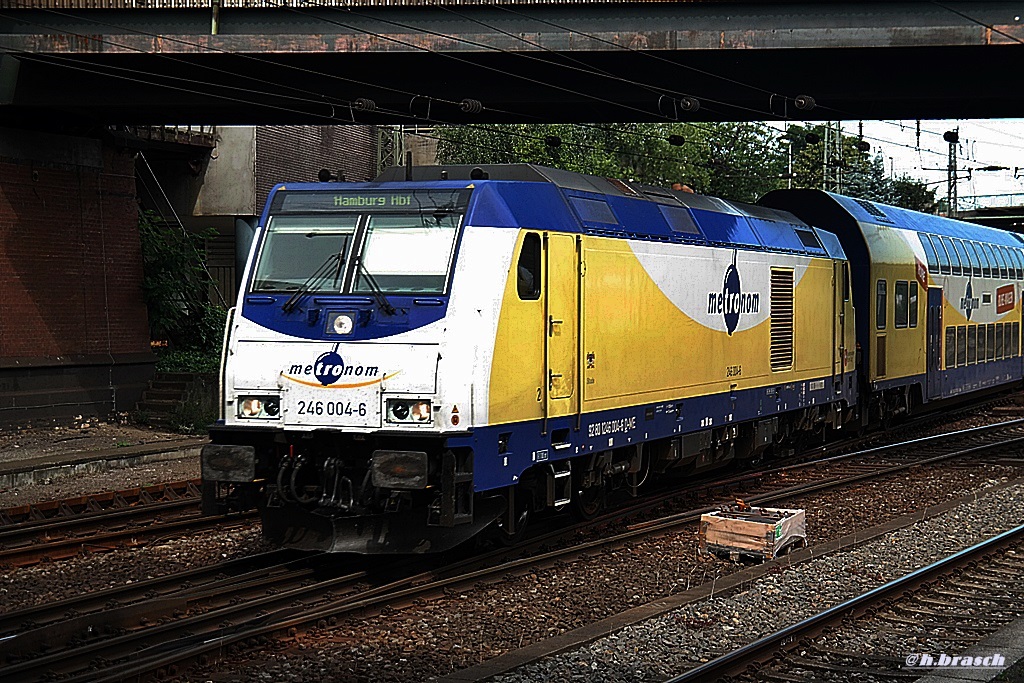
707 264 760 335
286 345 380 387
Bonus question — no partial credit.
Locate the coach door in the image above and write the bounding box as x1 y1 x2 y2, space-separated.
926 287 944 400
833 261 846 391
544 233 580 425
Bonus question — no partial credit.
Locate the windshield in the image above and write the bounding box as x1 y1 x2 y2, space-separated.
353 214 460 294
251 215 357 292
252 189 470 297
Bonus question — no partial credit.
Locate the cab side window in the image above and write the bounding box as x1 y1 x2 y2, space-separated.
876 279 887 330
517 233 541 300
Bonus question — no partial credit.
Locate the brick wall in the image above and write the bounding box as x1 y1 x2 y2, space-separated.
255 126 378 211
0 130 153 421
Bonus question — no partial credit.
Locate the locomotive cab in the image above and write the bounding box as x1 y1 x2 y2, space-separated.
203 182 506 553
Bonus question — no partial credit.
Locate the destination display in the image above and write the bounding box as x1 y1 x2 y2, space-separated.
272 189 471 214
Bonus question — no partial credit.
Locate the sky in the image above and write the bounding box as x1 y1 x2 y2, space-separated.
848 119 1024 212
764 119 1024 212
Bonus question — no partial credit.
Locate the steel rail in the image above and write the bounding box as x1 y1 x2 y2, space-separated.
0 548 299 639
0 509 257 567
0 478 202 527
664 522 1024 683
68 422 1024 683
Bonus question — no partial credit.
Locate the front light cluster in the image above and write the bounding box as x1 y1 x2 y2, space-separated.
387 399 432 424
238 396 281 419
326 311 355 335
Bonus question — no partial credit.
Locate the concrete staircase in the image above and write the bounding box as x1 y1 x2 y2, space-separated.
136 372 212 428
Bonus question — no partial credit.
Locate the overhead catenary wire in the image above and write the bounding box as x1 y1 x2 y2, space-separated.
5 4 1014 193
0 6 768 179
4 2 716 154
8 0 1003 174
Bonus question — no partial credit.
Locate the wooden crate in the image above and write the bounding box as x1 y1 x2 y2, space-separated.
699 505 806 561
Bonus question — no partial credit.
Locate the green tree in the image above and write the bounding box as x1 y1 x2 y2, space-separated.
435 122 788 203
435 121 935 210
138 210 226 353
887 175 939 213
785 124 937 212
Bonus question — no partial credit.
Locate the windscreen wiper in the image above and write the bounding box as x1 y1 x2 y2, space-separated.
282 252 341 313
355 257 397 316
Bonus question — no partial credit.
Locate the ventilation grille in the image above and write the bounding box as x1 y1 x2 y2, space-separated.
854 199 894 223
770 268 794 371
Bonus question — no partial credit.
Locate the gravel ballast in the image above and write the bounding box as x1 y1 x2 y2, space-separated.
194 462 1024 683
492 480 1024 683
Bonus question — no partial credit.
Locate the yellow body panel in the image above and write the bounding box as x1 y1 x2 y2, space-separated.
488 230 848 427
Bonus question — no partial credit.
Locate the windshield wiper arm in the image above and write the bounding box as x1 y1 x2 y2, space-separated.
355 257 397 316
282 253 341 313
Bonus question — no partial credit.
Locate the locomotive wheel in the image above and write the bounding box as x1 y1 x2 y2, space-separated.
570 469 606 521
495 488 531 545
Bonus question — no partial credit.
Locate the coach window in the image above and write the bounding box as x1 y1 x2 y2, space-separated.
1002 246 1014 279
988 324 997 361
1012 248 1024 279
1007 248 1019 279
978 324 987 362
982 244 997 278
966 241 983 277
909 281 919 327
945 327 956 368
894 281 909 328
843 262 850 301
953 240 971 275
968 325 977 364
930 236 951 274
876 280 887 330
919 233 939 274
991 246 1004 279
957 326 967 366
517 233 541 300
940 237 961 276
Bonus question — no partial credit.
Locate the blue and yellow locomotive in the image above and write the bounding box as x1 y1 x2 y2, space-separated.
201 165 1022 553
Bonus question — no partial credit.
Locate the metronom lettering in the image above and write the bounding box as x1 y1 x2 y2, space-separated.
707 291 760 315
289 363 380 377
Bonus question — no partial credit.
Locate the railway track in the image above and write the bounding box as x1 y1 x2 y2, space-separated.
4 417 1023 682
0 479 256 568
667 523 1024 683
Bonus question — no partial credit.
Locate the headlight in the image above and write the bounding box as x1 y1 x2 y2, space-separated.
387 399 432 424
326 311 355 335
410 401 431 422
238 395 280 419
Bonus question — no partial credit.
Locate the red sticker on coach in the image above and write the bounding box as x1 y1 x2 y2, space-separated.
915 259 928 288
996 284 1015 313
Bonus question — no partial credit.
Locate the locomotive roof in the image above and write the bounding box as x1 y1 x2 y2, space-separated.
359 164 846 259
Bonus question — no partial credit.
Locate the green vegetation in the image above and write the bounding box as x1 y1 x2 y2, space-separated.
435 122 937 210
154 348 221 375
169 376 219 434
138 210 227 373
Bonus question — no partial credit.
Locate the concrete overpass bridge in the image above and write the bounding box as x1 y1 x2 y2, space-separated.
1 1 1023 126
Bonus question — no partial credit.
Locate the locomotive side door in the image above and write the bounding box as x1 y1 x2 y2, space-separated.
832 260 847 392
544 232 580 422
926 287 943 400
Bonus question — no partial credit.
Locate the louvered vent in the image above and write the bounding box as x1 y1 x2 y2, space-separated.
854 199 894 223
770 268 794 371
